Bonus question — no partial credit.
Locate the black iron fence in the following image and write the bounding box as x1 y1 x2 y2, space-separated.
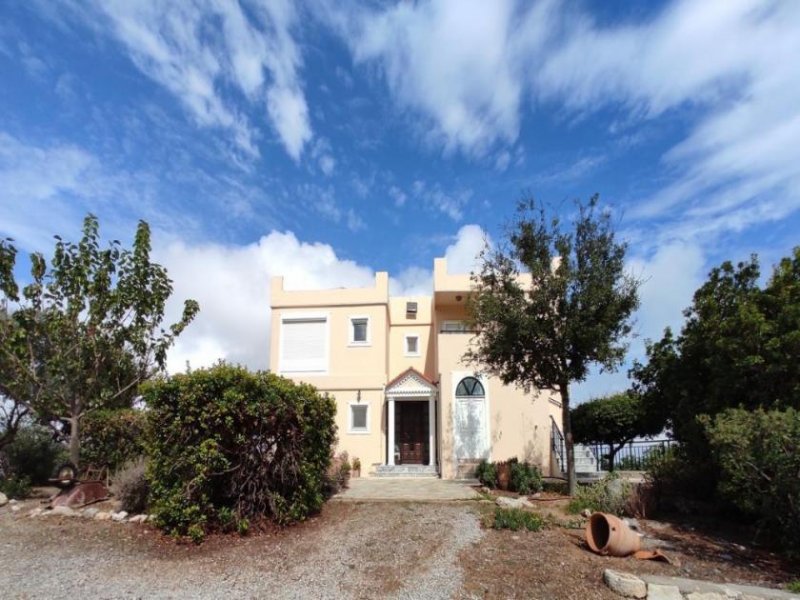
589 439 676 471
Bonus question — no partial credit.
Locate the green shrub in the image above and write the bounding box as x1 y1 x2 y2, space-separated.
111 457 149 514
475 459 497 488
567 473 632 516
3 425 67 483
492 507 545 531
0 475 31 499
143 363 337 540
704 408 800 552
510 461 543 495
81 409 147 473
542 480 568 495
787 581 800 593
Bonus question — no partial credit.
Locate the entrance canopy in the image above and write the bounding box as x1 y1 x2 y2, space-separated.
385 367 437 398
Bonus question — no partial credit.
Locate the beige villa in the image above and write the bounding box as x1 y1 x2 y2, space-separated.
269 257 564 479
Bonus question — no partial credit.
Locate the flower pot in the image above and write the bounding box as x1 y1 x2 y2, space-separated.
352 467 360 478
585 512 641 557
496 462 511 491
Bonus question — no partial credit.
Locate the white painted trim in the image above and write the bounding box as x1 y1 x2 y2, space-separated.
428 395 436 467
347 401 370 435
404 333 420 356
387 398 395 465
348 314 371 346
278 311 330 375
450 371 491 466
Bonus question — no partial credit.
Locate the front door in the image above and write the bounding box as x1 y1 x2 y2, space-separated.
397 401 429 464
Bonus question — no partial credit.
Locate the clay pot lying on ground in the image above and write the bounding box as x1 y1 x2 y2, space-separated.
585 512 641 557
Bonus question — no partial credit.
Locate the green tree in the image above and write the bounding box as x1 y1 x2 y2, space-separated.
631 250 800 458
0 215 198 466
466 196 640 494
570 392 664 470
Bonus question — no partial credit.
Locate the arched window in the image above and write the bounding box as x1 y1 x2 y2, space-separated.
455 376 485 397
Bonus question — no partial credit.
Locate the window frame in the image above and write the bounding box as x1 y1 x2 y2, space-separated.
404 333 420 356
348 315 371 346
278 311 329 374
440 320 471 334
348 402 370 434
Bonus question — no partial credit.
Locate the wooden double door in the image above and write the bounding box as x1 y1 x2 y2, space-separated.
396 401 429 465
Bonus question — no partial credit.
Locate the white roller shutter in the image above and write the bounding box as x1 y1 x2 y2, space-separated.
280 317 327 372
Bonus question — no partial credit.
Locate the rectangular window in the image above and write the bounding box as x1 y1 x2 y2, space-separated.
280 315 327 373
349 403 369 433
440 320 470 333
405 334 420 356
349 316 370 345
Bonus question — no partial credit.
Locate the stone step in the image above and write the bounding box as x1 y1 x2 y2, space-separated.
373 465 438 478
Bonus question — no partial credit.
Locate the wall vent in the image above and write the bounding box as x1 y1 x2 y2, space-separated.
406 301 418 314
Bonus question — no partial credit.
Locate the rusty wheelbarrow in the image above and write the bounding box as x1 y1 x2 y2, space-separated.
47 463 110 509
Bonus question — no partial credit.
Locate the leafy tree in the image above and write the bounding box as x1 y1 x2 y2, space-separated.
570 392 664 470
466 196 640 494
0 215 198 466
631 249 800 458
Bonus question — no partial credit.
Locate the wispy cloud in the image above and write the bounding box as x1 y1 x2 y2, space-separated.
49 0 312 162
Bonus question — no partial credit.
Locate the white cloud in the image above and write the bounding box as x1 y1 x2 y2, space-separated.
55 0 312 161
444 225 489 274
329 0 540 156
324 0 800 243
161 224 489 372
411 180 473 221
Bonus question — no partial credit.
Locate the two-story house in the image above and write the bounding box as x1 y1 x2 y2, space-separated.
269 257 564 479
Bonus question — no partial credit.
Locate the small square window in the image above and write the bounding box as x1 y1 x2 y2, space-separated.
405 335 419 356
350 317 369 345
350 404 369 433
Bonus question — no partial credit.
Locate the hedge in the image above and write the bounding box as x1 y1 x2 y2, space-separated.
142 363 337 541
704 407 800 553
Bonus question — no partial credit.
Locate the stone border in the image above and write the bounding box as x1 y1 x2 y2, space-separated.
603 570 800 600
26 505 153 524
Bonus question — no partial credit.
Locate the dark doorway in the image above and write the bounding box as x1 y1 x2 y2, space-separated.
396 401 429 464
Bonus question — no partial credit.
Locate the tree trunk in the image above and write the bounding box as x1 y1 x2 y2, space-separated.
69 415 80 467
560 384 577 496
609 444 619 472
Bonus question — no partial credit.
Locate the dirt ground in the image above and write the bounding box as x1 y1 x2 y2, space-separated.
1 496 796 599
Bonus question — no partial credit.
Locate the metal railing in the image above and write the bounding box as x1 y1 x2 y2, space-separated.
589 439 676 471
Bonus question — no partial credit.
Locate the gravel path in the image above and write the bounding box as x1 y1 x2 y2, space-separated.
0 502 483 599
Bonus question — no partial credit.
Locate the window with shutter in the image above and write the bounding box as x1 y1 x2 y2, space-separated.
279 316 328 373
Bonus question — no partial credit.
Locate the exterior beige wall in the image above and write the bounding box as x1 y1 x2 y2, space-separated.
268 257 563 479
435 316 563 479
388 297 435 380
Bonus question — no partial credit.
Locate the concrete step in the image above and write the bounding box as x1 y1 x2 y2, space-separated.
373 465 438 478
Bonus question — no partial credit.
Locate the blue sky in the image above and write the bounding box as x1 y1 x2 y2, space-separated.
1 0 799 400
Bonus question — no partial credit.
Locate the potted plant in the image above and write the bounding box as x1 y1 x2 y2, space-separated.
351 457 361 478
496 460 512 491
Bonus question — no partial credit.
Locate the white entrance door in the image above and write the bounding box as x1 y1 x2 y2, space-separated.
454 396 489 460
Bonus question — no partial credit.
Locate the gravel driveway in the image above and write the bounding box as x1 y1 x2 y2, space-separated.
0 502 482 599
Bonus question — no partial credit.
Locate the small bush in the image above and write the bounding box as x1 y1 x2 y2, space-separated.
510 461 543 495
112 457 149 514
323 451 351 497
4 425 67 483
492 507 545 531
144 364 337 540
475 459 497 488
567 473 632 516
786 581 800 593
81 409 146 473
704 408 800 552
0 475 31 499
542 480 568 495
